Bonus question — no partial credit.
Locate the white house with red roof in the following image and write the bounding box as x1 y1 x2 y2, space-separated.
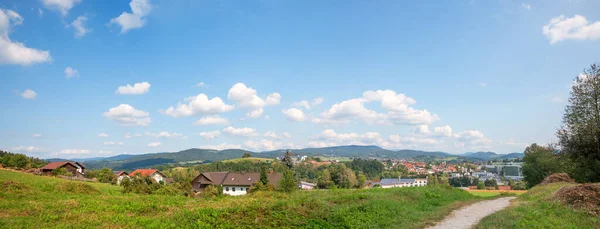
129 169 169 184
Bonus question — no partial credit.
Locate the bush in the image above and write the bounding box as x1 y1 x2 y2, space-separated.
198 185 222 198
53 168 68 176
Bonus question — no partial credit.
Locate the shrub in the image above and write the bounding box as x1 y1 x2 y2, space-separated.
53 167 69 176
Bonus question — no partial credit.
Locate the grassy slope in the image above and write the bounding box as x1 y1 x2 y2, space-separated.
475 182 600 229
0 170 482 229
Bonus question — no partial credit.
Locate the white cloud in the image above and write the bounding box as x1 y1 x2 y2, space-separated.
543 15 600 44
312 97 324 106
104 141 116 145
521 3 531 10
199 143 241 150
291 100 311 109
163 94 234 117
282 108 306 122
20 89 37 99
388 135 440 146
64 66 78 78
244 139 280 151
11 146 43 153
37 8 44 17
98 133 109 137
199 131 221 139
148 142 161 148
227 83 280 118
222 126 258 137
124 132 142 139
67 16 89 38
196 82 206 87
479 82 487 87
117 142 124 145
194 115 229 125
42 0 81 16
311 129 388 147
145 131 183 138
314 98 386 125
433 125 453 137
115 82 151 95
103 104 151 126
57 148 90 155
32 133 41 137
282 132 292 138
453 130 491 148
109 0 152 33
0 9 51 65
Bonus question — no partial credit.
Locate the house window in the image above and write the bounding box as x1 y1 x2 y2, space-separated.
226 187 229 191
232 187 236 192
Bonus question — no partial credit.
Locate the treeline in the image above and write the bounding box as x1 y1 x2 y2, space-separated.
0 150 47 169
523 63 600 187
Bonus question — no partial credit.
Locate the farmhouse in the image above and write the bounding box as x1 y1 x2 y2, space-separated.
40 161 85 177
113 171 130 185
191 171 282 196
130 169 169 184
376 178 428 188
299 181 316 190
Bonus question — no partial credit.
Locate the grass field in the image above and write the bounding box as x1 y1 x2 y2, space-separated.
474 182 600 229
0 169 486 229
467 190 527 197
221 157 274 163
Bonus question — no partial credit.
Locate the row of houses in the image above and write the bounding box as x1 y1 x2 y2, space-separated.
371 178 428 188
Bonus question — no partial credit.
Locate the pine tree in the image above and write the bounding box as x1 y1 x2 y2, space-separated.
279 168 297 192
282 150 294 169
260 162 269 186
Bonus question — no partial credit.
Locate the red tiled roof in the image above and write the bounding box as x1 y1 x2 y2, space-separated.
130 169 159 177
41 162 72 170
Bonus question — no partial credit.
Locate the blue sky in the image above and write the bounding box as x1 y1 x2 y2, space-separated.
1 0 599 158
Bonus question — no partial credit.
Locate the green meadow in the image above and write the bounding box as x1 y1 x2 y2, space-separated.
0 169 482 229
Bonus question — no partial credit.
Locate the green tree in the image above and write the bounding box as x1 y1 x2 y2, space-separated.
357 172 367 189
279 168 297 192
53 167 68 176
96 168 114 183
282 150 294 169
242 152 252 158
317 169 333 189
9 154 28 169
476 181 485 190
259 163 269 186
522 143 567 188
557 63 600 182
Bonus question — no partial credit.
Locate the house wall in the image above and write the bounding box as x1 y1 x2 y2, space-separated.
300 184 314 190
223 185 251 196
116 175 130 185
152 173 165 184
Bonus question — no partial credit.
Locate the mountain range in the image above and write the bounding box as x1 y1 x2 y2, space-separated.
48 145 524 170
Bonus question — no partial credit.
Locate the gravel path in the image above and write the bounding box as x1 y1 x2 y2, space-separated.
427 197 516 229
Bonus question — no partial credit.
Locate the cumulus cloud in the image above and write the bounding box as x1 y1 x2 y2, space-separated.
57 148 90 155
109 0 152 33
521 3 531 10
244 139 280 151
32 133 41 137
115 82 151 95
314 90 439 125
199 131 221 139
124 132 142 139
291 100 311 109
415 125 453 137
64 66 78 78
42 0 81 16
312 97 324 106
67 16 89 37
0 9 51 65
98 133 109 137
148 142 161 148
222 126 258 137
11 146 44 153
263 131 291 139
104 141 116 145
103 104 151 126
227 83 281 118
388 135 440 146
194 115 229 125
163 94 234 117
543 15 600 44
282 108 306 122
453 130 491 148
310 129 388 147
145 131 183 138
196 82 206 87
199 143 241 150
433 125 453 137
19 89 37 99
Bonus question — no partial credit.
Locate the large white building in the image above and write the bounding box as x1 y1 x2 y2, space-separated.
376 178 428 188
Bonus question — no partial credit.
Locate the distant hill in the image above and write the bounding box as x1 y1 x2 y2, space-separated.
463 151 524 160
52 145 520 170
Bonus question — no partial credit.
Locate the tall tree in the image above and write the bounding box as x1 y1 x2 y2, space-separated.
242 152 252 158
522 143 567 188
260 162 269 186
282 150 294 169
557 63 600 182
279 168 297 192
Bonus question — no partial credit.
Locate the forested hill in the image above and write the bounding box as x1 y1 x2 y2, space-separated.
61 145 520 170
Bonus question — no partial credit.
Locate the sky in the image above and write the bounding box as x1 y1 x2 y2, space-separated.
1 0 600 159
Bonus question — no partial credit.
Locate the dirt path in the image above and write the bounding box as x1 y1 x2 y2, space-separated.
428 197 516 229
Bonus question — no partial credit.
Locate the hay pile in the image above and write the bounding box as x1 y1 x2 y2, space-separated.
540 173 575 185
554 184 600 215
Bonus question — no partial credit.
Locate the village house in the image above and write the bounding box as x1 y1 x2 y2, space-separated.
191 171 283 196
299 181 316 190
375 178 428 188
113 171 130 185
129 169 169 184
40 161 86 177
